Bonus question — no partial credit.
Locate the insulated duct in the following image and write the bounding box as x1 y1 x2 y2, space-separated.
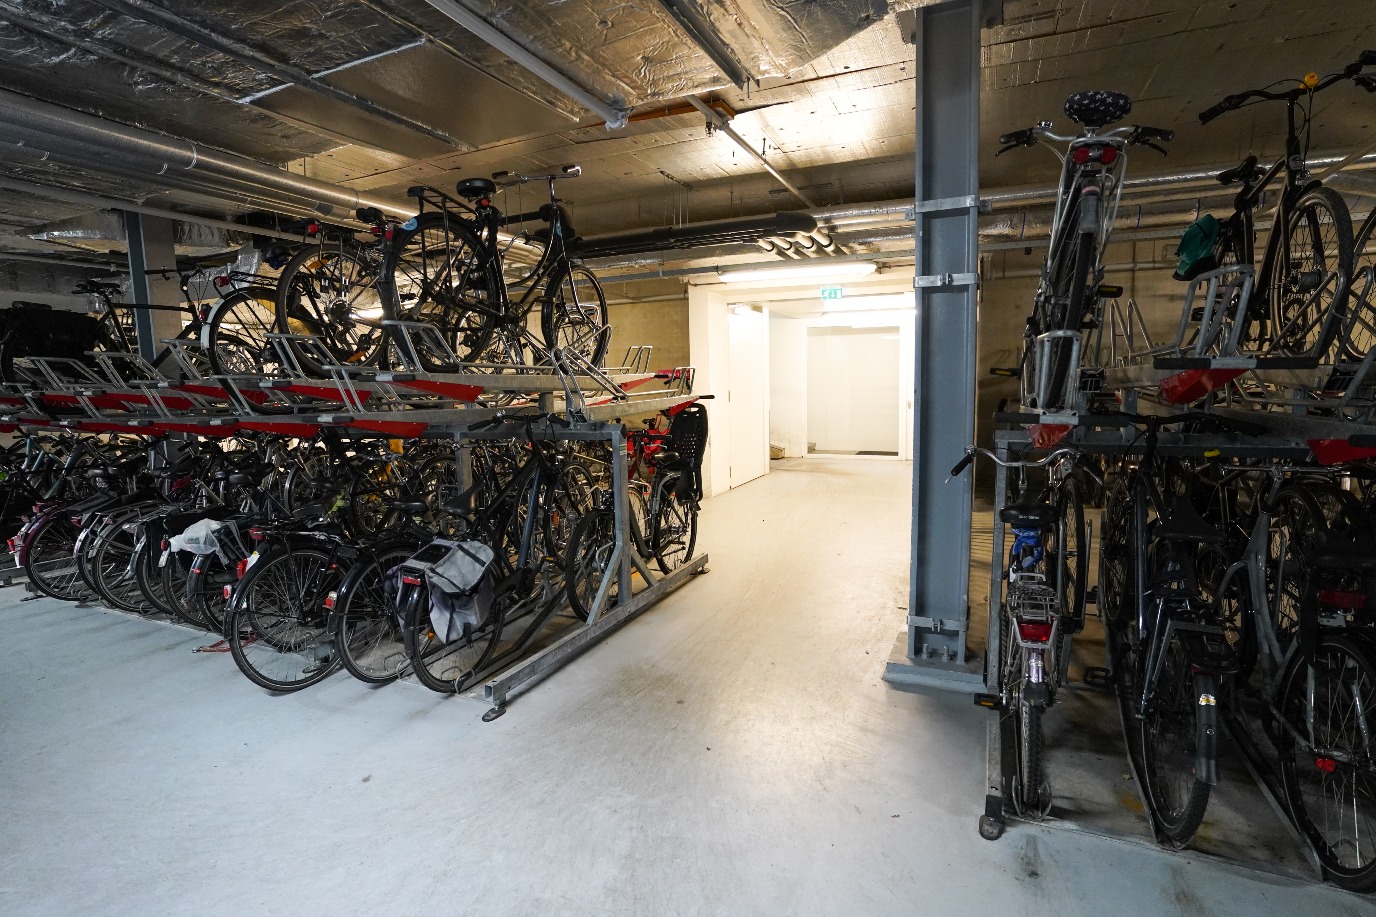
28 212 242 257
0 88 407 219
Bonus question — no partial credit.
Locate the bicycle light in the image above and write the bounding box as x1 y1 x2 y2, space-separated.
323 591 336 610
1072 145 1118 165
213 275 230 289
1017 621 1054 643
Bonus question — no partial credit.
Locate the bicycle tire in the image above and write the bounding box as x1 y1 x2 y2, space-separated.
1097 476 1132 633
403 578 503 694
651 471 698 575
1267 485 1328 643
1137 637 1212 846
1278 634 1376 891
380 212 500 367
275 243 387 376
565 505 617 622
1017 694 1044 813
334 542 415 685
1264 187 1353 358
186 551 237 635
24 514 87 600
541 264 610 368
1051 475 1088 631
1341 209 1376 362
90 521 148 612
1027 219 1094 411
228 545 341 692
203 286 282 377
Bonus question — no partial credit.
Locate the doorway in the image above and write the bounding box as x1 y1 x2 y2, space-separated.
807 325 901 455
727 306 768 487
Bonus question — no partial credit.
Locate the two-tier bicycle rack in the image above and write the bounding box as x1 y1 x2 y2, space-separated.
0 332 710 718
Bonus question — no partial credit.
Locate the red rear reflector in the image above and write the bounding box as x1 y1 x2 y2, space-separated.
1100 146 1118 164
307 222 321 235
248 527 265 541
324 591 336 610
161 538 169 551
1017 621 1054 643
223 585 233 599
1318 589 1366 609
235 559 249 579
213 275 230 289
401 574 422 586
1072 146 1091 164
1315 757 1337 774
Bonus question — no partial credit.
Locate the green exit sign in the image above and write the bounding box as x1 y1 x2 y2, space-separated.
820 286 844 300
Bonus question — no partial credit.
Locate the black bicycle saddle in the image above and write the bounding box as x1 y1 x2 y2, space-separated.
1064 90 1133 129
456 177 496 200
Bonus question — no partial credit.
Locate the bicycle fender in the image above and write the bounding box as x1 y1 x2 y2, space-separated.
1193 672 1220 786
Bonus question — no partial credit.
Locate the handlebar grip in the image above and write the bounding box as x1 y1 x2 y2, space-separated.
695 394 716 399
1198 101 1228 124
1138 126 1174 142
950 453 975 478
1361 50 1376 66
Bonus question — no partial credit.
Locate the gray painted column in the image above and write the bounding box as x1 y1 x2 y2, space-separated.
122 211 183 363
885 0 987 691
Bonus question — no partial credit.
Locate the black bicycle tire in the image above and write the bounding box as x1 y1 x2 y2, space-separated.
1042 230 1095 410
1018 697 1044 812
403 578 503 695
204 286 282 378
334 542 415 685
228 545 341 692
1341 209 1376 362
379 212 500 367
565 505 617 622
651 471 698 575
274 243 387 377
1052 475 1088 630
91 522 148 613
1264 186 1354 358
24 514 86 600
540 263 610 368
1277 634 1376 891
1137 640 1213 845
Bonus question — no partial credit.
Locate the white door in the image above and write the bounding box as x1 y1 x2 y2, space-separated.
728 307 768 487
807 326 901 454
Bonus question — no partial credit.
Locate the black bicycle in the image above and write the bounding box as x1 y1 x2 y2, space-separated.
1198 51 1376 359
379 165 610 371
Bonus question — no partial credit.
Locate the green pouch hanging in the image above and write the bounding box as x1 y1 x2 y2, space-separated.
1173 214 1221 281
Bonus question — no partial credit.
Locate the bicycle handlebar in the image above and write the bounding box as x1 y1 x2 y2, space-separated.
949 446 1080 478
1201 53 1376 123
492 164 582 188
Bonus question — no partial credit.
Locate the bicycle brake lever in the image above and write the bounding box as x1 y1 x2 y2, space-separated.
1142 141 1169 156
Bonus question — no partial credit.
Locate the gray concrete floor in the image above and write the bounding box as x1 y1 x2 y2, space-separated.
0 457 1368 916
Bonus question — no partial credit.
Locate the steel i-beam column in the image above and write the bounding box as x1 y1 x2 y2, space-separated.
885 0 986 691
122 211 184 365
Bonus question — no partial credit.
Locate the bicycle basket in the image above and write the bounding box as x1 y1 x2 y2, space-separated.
1172 214 1221 281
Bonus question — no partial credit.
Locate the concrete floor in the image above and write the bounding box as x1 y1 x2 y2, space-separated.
0 458 1368 916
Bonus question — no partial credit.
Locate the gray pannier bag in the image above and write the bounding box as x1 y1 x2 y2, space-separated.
402 539 495 643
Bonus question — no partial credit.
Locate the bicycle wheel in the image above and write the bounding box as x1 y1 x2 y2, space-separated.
1341 211 1376 362
651 471 698 575
187 550 237 635
565 505 618 622
544 459 596 558
541 264 610 368
160 549 208 628
381 212 499 366
1097 477 1132 632
334 543 413 685
1137 635 1213 845
1050 475 1088 630
1267 486 1328 642
204 286 282 377
404 580 503 694
1196 545 1256 683
275 243 387 376
628 483 651 559
24 514 87 600
91 521 148 612
228 545 340 692
1265 187 1354 358
1278 635 1376 891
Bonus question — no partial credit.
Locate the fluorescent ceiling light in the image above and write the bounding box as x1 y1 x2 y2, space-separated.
717 261 877 284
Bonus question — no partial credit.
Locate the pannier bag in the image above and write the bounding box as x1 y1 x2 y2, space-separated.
0 303 104 375
1173 214 1221 281
394 539 495 643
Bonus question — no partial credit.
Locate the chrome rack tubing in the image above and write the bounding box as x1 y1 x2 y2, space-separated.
158 340 208 380
325 364 376 413
610 423 637 603
264 334 310 379
1223 268 1255 357
1178 275 1204 355
549 348 588 419
213 376 267 417
1128 298 1155 353
379 320 425 372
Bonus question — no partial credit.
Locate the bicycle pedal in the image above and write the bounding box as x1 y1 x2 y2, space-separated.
1082 667 1112 690
973 692 1003 711
1085 586 1098 606
1096 283 1124 298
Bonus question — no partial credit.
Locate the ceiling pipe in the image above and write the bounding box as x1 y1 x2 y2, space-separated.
419 0 630 129
654 0 753 88
0 250 125 271
685 95 817 208
0 88 409 218
88 0 469 151
0 175 314 243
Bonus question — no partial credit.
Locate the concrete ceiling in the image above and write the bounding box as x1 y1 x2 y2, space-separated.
0 0 1372 267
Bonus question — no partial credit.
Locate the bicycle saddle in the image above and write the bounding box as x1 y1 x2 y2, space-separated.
388 499 428 515
456 177 496 201
1216 155 1260 186
1064 90 1132 129
999 501 1058 528
1153 496 1222 545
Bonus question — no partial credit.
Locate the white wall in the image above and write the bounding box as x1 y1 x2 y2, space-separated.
768 313 808 457
807 326 902 454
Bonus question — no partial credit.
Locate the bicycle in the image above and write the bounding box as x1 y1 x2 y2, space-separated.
1197 51 1376 359
379 165 610 371
955 444 1093 813
1196 463 1376 890
1096 412 1263 845
997 92 1174 412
